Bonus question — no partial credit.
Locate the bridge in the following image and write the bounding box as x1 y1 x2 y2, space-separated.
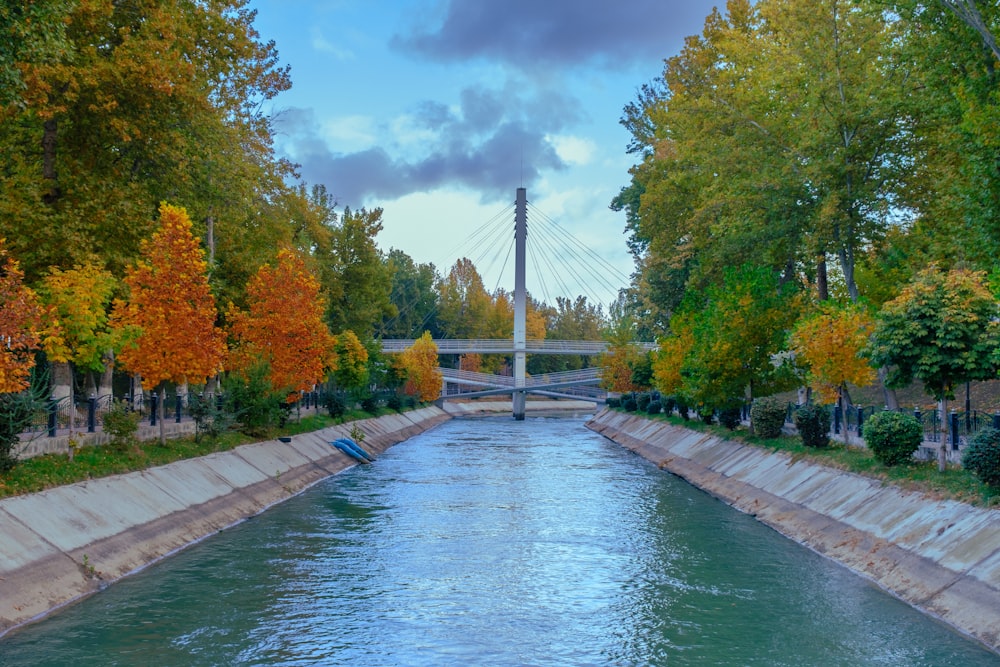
381 187 654 418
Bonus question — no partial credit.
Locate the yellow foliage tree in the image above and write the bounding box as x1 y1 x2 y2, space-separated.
790 303 876 405
401 331 442 402
652 313 696 397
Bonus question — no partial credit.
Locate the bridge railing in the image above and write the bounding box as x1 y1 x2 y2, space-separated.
382 339 656 355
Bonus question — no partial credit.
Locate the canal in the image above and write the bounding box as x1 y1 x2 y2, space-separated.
2 416 998 665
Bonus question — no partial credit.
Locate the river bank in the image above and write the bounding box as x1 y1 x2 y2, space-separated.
587 408 1000 654
0 406 451 637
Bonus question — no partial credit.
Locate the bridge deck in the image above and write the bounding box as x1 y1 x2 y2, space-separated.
382 339 656 355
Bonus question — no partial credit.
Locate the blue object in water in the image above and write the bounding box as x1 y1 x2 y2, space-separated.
330 437 374 463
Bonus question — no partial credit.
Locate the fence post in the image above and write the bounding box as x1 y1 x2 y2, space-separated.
994 412 1000 430
833 405 841 434
950 410 960 451
150 393 158 427
175 394 182 423
87 395 97 433
856 406 865 434
48 398 58 437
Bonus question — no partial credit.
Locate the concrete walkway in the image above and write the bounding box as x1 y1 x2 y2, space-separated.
587 409 1000 655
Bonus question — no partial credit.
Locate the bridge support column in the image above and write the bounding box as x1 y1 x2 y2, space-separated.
513 187 527 420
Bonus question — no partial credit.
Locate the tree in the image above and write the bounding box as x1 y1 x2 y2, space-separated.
436 258 493 340
380 248 439 338
401 332 443 402
112 203 226 442
868 266 1000 470
0 238 45 393
228 248 335 401
790 303 877 436
326 207 395 337
329 329 369 395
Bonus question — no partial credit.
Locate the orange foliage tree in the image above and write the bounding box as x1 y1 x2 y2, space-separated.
789 303 876 406
0 238 45 393
228 248 335 400
401 331 442 402
112 203 226 404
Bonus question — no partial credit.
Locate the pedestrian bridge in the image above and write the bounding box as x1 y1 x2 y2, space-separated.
381 339 656 356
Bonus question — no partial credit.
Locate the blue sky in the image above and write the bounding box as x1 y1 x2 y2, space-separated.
248 0 722 308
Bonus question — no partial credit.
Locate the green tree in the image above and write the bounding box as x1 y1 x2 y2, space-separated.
868 266 1000 471
380 248 439 339
326 207 395 337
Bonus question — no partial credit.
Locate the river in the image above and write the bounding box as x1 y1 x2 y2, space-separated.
2 416 998 666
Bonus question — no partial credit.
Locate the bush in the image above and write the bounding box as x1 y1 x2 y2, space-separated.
677 399 690 420
324 391 346 419
963 427 1000 488
386 393 403 412
606 396 621 409
622 396 638 412
751 396 787 438
102 399 141 450
699 408 715 425
636 392 652 412
794 403 831 448
360 394 379 414
0 371 47 471
646 400 663 415
663 396 677 415
862 410 922 465
224 363 284 436
188 393 232 441
718 406 742 430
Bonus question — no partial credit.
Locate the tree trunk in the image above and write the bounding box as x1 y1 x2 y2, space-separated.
877 367 900 411
159 387 166 446
816 255 829 301
133 374 144 411
938 396 948 473
50 361 74 430
98 350 114 399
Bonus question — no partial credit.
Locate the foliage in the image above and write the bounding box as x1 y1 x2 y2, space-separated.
963 428 1000 489
794 403 831 448
750 396 787 438
400 331 443 402
386 393 403 412
329 330 370 393
38 263 117 375
718 407 742 431
326 207 396 337
862 410 923 466
790 303 876 404
188 393 233 441
869 266 1000 401
360 394 379 414
112 204 226 391
101 400 140 452
0 239 45 393
227 248 335 400
380 249 439 338
323 390 346 420
605 396 621 409
636 392 652 412
622 395 638 412
646 399 663 415
223 362 284 437
0 369 49 472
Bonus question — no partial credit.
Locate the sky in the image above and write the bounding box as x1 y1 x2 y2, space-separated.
248 0 722 309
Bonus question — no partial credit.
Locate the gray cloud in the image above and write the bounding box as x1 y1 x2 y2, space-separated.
392 0 719 69
275 85 569 207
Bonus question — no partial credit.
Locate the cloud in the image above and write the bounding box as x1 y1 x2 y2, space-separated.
392 0 716 70
274 83 577 207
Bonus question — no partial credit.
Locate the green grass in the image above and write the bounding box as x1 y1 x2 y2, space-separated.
635 410 1000 507
0 406 422 500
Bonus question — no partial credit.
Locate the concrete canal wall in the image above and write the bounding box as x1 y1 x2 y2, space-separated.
587 409 1000 654
0 407 451 637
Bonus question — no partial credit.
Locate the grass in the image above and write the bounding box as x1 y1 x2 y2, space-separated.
637 411 1000 507
0 406 416 500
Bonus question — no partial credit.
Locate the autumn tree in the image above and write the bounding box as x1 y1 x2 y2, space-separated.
789 303 876 429
0 239 45 393
37 263 117 425
228 248 335 401
329 329 370 396
325 207 395 337
112 204 226 443
868 266 1000 471
401 332 443 402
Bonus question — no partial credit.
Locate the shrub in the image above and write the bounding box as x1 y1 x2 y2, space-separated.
963 427 1000 488
102 399 141 451
862 410 922 465
622 396 638 412
606 396 621 409
387 393 403 411
0 371 48 471
324 391 346 419
647 400 663 415
718 406 742 430
224 363 284 436
636 392 652 412
699 408 715 425
794 403 831 448
188 393 233 441
360 394 379 414
751 396 787 438
663 396 677 415
677 399 690 420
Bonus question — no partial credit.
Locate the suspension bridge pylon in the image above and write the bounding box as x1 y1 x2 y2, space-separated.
513 186 527 420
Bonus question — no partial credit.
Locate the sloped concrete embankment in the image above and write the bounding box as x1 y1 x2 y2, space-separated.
0 407 451 636
587 409 1000 654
